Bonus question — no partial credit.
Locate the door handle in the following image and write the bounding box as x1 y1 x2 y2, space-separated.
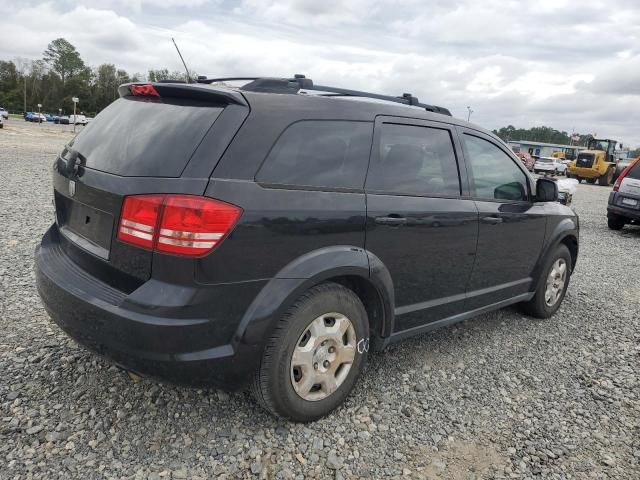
375 215 407 226
481 216 503 224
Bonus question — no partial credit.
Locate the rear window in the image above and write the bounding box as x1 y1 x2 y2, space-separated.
255 120 373 190
70 97 223 177
627 161 640 180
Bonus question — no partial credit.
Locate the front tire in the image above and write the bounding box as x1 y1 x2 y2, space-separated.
520 244 572 319
599 168 614 186
252 282 369 422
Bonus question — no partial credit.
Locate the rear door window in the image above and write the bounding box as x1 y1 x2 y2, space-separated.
70 97 223 177
366 123 461 196
255 120 373 189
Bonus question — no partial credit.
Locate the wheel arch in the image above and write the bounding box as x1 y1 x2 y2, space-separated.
532 218 579 284
235 246 395 351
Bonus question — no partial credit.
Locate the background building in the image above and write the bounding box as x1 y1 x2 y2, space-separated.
508 140 586 159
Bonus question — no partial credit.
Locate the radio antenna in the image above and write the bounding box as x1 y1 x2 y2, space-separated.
172 37 192 83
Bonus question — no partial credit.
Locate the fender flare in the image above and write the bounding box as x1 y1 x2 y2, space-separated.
234 246 395 348
531 218 579 285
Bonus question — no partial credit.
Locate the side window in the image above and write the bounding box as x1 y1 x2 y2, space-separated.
463 134 529 201
256 121 373 189
626 161 640 180
366 123 461 196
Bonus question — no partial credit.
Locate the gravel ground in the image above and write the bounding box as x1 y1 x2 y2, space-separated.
1 120 639 479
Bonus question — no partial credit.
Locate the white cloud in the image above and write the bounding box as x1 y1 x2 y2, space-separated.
0 0 638 146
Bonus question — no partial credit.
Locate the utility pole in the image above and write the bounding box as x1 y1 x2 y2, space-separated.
72 97 79 133
466 106 474 122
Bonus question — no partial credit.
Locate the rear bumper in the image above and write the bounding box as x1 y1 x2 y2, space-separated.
607 192 640 221
35 226 266 389
534 165 562 172
569 167 599 178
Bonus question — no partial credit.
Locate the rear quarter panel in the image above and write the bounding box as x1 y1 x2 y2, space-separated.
196 180 367 284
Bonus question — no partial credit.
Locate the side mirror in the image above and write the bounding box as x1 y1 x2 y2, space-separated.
536 178 558 202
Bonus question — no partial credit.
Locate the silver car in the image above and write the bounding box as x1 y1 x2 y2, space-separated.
607 159 640 230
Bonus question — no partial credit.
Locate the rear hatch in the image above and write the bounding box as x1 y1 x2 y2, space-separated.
52 83 248 290
618 161 640 201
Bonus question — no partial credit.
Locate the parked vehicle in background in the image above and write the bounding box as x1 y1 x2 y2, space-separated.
567 138 617 185
556 178 579 206
35 76 579 421
55 116 70 125
28 113 45 123
68 114 88 125
0 115 4 129
514 151 535 171
0 107 8 119
534 157 567 175
613 157 637 182
24 112 34 121
607 158 640 230
45 114 56 122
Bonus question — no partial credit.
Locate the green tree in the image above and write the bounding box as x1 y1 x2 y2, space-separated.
148 68 189 82
43 38 86 87
0 60 20 110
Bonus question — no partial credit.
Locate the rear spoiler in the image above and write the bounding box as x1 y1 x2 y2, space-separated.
118 82 248 106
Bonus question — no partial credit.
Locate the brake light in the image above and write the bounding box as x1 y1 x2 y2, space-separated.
117 195 242 256
613 158 640 192
130 84 160 97
117 195 163 249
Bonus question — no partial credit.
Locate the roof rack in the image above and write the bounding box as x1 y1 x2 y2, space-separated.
196 74 452 116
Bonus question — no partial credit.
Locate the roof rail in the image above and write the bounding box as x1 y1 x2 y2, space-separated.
196 74 451 116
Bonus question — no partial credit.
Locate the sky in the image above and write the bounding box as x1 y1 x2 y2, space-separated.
1 0 639 147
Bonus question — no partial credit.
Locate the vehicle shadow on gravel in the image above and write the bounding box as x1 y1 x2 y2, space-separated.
52 300 557 425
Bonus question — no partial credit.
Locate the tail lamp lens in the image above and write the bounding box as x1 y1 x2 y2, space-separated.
117 195 242 256
117 195 163 249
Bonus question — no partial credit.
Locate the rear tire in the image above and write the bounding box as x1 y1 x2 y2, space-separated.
586 178 596 184
252 282 369 422
607 215 626 230
520 244 572 319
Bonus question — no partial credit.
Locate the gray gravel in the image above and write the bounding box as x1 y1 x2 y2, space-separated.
1 121 639 479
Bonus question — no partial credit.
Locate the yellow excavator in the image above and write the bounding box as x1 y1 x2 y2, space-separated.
567 138 617 185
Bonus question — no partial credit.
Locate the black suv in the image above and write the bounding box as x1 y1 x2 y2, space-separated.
35 75 579 421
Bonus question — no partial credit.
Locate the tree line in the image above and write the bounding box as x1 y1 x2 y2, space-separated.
493 125 592 146
0 38 189 116
493 125 639 154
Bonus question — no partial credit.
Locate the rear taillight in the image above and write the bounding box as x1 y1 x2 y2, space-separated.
117 195 242 256
613 158 640 192
130 84 160 97
118 195 163 249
